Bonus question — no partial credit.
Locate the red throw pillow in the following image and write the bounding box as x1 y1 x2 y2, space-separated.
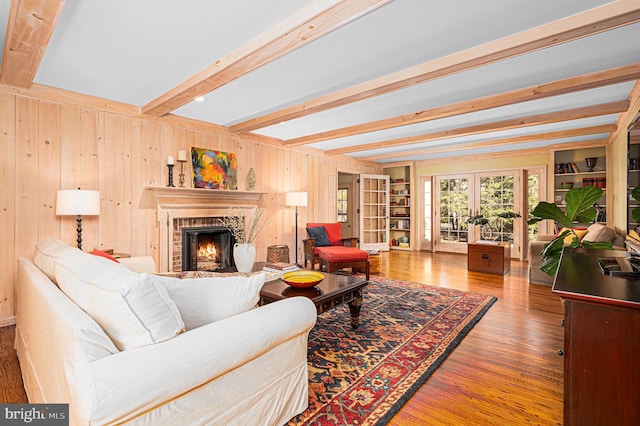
307 222 343 245
90 248 120 263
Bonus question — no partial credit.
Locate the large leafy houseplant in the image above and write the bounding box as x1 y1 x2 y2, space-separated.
466 211 521 241
528 186 612 277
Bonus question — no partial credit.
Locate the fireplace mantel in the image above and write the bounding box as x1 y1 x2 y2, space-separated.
146 186 265 271
146 186 265 203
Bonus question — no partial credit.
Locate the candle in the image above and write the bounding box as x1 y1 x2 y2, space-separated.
177 150 187 162
167 155 174 165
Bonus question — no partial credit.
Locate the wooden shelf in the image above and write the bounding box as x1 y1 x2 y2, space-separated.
146 186 265 202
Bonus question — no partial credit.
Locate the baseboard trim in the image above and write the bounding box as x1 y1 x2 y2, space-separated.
0 316 16 327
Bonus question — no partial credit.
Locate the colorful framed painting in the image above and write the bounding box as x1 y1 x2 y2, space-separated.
191 147 238 190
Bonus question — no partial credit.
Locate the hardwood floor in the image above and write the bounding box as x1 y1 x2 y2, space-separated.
0 250 563 424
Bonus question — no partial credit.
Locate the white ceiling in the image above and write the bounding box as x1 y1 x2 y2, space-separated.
2 0 639 164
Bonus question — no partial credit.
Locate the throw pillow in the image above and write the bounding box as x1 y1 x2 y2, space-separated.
556 227 588 244
150 272 267 330
306 226 330 247
90 248 120 263
55 250 185 351
582 223 608 242
583 225 616 243
307 222 343 245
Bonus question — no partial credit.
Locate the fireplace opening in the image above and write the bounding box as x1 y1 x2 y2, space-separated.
182 226 236 272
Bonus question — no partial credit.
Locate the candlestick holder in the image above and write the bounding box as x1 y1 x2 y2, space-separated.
167 164 175 187
178 160 186 188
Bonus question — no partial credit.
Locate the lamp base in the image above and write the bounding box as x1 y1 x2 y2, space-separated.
76 215 83 250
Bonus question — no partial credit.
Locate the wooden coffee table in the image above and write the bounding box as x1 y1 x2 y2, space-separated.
258 268 368 329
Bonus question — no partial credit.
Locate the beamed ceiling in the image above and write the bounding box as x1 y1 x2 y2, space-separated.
1 0 640 164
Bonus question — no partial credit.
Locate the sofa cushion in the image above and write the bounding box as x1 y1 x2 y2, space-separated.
33 238 75 284
306 226 330 247
55 249 185 351
307 222 343 246
150 272 267 330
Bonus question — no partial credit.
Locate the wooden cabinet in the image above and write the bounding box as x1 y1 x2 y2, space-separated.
467 242 510 275
384 164 413 250
553 248 640 425
552 145 607 224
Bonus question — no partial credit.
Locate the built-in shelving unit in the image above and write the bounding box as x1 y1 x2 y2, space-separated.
384 164 413 250
552 145 608 224
628 118 640 233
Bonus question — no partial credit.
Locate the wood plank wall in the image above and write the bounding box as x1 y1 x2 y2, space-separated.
0 91 381 324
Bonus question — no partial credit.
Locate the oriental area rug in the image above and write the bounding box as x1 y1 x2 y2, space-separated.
288 276 497 426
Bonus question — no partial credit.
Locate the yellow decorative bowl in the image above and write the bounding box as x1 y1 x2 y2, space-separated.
281 270 324 288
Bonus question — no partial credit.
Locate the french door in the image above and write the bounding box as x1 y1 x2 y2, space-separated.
434 171 521 256
435 175 476 253
359 174 390 251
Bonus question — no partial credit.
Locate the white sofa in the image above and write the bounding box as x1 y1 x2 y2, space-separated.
15 238 317 425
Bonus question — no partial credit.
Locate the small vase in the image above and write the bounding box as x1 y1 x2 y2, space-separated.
233 243 256 273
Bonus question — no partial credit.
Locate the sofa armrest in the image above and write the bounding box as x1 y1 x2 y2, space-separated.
75 297 317 425
528 239 551 267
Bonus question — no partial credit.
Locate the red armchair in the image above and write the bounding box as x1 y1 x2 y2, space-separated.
303 223 369 280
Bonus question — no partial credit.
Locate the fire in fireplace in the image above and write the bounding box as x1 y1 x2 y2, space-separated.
182 226 235 271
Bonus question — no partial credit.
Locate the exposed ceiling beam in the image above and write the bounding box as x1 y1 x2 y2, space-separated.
0 0 66 88
361 125 616 162
282 63 640 146
231 0 640 133
142 0 391 117
609 79 640 143
326 101 628 155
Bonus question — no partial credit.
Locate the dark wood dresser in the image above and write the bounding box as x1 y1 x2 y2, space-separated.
553 248 640 426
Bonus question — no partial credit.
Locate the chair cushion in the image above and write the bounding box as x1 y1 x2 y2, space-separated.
318 246 368 262
307 222 343 246
306 226 330 246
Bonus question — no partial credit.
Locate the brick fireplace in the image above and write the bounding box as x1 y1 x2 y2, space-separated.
147 187 265 272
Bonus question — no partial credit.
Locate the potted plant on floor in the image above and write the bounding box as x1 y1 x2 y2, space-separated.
528 185 612 277
466 211 521 241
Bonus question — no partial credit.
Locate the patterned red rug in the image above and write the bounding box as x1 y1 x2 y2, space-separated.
288 275 497 426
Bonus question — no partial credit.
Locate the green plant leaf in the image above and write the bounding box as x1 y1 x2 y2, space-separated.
530 202 571 227
632 187 640 224
581 240 613 250
497 211 521 219
564 186 602 222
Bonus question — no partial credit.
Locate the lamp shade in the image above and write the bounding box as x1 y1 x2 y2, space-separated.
56 189 100 216
285 192 308 207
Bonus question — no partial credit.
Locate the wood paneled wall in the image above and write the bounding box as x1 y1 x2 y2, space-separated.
0 91 380 324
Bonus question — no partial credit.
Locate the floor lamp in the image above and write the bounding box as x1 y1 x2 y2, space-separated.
285 192 308 267
56 189 101 250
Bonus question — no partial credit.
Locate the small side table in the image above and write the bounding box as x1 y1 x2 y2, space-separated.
467 241 510 275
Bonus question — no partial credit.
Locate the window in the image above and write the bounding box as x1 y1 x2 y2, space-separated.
337 188 348 223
